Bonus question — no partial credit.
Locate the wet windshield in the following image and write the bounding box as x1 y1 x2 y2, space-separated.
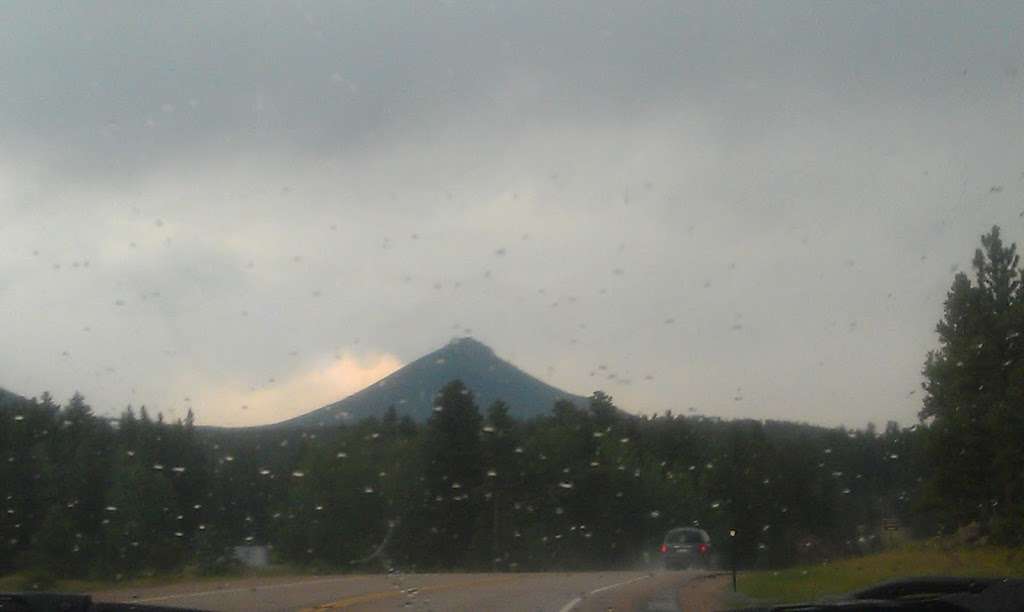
2 2 1023 610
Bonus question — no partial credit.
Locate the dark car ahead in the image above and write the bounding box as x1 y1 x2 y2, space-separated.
659 527 711 570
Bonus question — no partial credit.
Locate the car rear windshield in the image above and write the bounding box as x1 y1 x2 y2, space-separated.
665 530 704 544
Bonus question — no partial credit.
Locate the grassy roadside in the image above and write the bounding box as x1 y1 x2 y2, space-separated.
734 541 1024 605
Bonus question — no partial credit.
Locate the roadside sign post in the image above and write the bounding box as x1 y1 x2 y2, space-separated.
730 528 737 592
882 518 900 549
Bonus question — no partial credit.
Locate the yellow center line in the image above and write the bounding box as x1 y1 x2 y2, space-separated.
301 575 522 610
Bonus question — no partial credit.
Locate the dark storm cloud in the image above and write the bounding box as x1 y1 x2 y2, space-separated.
5 2 1021 179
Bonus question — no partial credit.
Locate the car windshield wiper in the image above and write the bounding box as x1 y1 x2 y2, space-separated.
736 577 1024 612
0 593 207 612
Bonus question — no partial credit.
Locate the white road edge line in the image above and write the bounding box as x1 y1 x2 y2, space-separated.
131 576 361 603
557 574 650 612
558 596 583 612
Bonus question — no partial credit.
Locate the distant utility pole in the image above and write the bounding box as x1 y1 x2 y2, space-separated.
730 423 738 593
493 487 499 569
730 528 737 592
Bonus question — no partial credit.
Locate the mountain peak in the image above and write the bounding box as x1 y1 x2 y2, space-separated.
442 336 495 357
273 339 585 427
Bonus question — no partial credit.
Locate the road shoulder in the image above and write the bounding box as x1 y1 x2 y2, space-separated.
574 571 698 611
676 574 730 612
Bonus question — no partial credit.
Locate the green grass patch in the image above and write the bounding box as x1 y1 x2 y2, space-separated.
737 541 1024 605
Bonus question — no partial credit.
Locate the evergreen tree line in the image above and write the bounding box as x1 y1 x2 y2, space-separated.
1 385 923 581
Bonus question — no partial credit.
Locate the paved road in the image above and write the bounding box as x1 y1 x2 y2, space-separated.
92 570 708 611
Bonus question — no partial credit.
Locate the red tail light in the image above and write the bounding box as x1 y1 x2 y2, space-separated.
698 543 709 554
659 543 668 554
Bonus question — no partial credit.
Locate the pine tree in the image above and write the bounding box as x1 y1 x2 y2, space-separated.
421 380 484 568
921 226 1024 535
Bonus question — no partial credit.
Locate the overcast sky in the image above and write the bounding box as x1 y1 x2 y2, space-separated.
2 1 1023 428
